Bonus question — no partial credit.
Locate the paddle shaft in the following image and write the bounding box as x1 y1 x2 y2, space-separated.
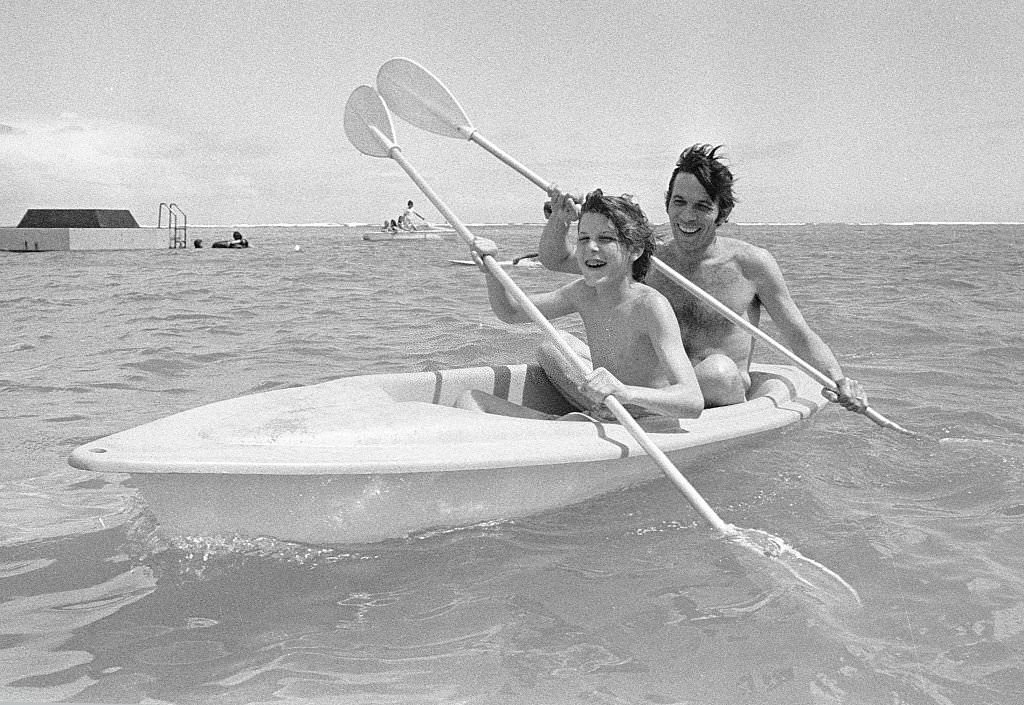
459 127 558 196
375 135 736 537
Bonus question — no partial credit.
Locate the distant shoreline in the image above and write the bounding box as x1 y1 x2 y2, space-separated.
180 221 1024 229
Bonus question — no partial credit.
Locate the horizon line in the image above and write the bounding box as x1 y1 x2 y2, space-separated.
180 220 1024 229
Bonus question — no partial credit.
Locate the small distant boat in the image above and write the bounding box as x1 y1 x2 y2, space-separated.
68 362 827 545
364 221 454 241
363 230 444 241
407 223 454 232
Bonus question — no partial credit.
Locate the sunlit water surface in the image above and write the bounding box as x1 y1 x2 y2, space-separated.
1 223 1022 704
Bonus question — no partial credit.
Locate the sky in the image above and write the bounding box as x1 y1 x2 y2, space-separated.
2 0 1022 226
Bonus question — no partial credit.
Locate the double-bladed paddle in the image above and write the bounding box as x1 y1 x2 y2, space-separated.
345 83 861 609
376 57 914 438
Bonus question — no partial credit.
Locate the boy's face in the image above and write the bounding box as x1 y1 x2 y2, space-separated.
575 213 640 286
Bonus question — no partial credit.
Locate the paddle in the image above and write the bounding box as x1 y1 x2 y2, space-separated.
376 57 914 438
345 83 861 609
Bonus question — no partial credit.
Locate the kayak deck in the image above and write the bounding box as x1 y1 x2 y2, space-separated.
69 363 823 476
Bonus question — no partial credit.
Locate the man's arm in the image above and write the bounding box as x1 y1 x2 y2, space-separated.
537 192 581 274
749 248 867 411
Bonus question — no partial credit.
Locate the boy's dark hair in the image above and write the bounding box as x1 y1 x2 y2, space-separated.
664 144 736 224
580 189 656 281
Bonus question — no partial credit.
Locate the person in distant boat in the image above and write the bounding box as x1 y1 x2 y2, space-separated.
460 190 704 424
538 143 868 412
398 200 425 230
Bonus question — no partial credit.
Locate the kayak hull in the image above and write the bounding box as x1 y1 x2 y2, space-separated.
124 455 667 545
69 362 827 545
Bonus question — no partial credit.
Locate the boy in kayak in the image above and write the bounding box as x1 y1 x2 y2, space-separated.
460 190 704 423
539 144 867 411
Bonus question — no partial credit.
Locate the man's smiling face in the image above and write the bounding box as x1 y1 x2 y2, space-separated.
665 172 720 252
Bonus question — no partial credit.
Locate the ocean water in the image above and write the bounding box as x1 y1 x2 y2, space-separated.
1 222 1022 704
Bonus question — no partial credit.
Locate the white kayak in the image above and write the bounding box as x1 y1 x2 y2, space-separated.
68 362 827 545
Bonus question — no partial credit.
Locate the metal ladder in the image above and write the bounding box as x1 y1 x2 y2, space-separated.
158 203 188 248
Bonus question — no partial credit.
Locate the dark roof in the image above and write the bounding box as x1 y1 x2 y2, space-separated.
17 209 140 228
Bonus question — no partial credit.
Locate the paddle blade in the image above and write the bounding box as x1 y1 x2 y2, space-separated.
344 85 396 158
728 526 862 612
377 58 474 139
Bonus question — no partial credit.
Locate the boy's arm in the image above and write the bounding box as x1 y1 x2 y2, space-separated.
632 294 705 417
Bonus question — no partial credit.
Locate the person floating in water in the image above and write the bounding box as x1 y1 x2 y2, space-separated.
212 231 250 249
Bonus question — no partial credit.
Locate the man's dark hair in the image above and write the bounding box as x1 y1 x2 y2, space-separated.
664 144 736 224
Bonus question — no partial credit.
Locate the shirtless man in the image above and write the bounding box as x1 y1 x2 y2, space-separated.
465 190 704 421
539 144 867 411
398 200 424 230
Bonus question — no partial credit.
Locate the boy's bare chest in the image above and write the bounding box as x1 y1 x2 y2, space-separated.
578 300 648 359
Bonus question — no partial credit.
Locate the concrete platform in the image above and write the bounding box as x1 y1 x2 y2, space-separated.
0 227 173 251
1 209 180 251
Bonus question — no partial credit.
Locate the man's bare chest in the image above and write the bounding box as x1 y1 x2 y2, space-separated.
653 262 755 325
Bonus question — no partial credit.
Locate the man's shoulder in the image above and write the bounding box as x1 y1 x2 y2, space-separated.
717 236 779 271
717 235 769 256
